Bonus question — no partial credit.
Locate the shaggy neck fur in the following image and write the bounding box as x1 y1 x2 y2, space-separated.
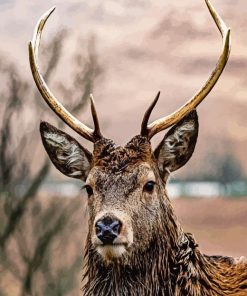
82 196 247 296
83 197 181 296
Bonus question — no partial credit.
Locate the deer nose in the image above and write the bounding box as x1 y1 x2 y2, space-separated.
95 216 122 245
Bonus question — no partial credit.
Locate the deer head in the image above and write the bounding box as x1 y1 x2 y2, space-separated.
29 0 230 264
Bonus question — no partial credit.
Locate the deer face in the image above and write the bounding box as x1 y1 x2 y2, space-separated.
40 111 198 262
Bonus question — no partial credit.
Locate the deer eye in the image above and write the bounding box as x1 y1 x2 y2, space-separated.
143 181 156 193
84 185 93 196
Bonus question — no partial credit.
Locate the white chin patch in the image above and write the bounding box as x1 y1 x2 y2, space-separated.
97 245 126 260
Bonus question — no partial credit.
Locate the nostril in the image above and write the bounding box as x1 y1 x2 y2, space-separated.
111 220 122 234
95 221 105 235
95 225 102 235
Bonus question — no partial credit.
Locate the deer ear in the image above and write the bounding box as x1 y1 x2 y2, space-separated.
40 122 92 181
154 110 198 178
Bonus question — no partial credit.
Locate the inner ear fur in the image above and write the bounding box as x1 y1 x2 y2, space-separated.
154 110 199 178
40 121 92 181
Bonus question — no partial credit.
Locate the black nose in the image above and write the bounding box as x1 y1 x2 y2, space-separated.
95 216 122 245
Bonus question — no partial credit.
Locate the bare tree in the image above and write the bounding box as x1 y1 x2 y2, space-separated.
0 31 102 295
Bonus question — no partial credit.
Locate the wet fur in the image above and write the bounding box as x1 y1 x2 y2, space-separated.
83 134 247 295
40 112 247 296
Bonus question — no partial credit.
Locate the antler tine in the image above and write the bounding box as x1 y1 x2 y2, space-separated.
141 91 160 137
141 0 231 139
90 94 102 140
28 7 102 143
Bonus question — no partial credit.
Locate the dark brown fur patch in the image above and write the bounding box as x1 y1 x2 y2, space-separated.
93 135 152 173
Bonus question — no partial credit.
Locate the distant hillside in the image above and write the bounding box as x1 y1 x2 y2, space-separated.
1 0 247 179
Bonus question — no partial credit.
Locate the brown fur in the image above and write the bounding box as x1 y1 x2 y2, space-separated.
39 113 247 295
82 137 247 296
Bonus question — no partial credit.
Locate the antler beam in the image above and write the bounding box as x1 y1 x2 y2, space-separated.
28 7 102 142
141 0 231 139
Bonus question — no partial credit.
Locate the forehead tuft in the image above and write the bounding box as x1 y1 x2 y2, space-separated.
93 135 152 173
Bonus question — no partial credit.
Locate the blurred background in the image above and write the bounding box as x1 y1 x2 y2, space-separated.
0 0 247 295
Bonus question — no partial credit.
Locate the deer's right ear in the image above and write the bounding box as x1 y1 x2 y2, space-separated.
40 122 92 181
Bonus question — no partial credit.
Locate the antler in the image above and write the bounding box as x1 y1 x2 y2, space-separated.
141 0 231 139
29 7 102 142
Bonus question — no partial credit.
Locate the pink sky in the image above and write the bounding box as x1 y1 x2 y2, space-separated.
1 0 247 177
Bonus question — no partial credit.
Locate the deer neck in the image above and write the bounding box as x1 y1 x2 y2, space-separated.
83 198 183 295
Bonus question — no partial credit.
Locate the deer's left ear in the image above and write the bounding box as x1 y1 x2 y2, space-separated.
154 110 198 178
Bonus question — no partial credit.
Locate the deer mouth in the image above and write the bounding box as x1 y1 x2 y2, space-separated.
93 236 130 259
96 243 127 259
96 242 128 249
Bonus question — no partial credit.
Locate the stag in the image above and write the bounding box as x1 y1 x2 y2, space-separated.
29 0 247 295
